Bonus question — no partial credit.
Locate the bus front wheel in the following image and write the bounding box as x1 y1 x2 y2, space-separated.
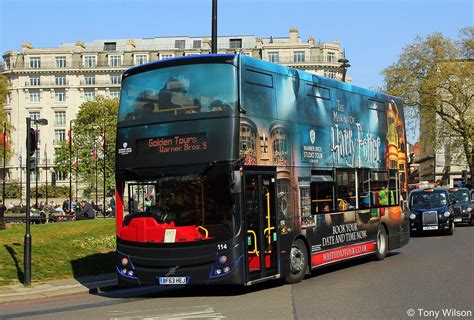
286 239 308 284
374 225 388 261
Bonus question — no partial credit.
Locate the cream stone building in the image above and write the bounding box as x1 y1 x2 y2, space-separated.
0 27 349 190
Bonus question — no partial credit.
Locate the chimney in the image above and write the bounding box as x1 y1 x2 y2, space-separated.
289 27 299 44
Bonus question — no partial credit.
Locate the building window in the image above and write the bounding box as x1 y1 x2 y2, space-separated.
175 40 186 49
109 55 122 67
104 42 116 51
54 129 66 143
300 187 311 223
293 51 305 63
161 53 174 60
84 91 95 101
110 74 121 84
56 170 67 181
229 38 242 49
30 76 40 86
109 91 120 99
134 54 148 66
272 127 288 165
56 56 67 68
268 52 279 63
84 75 95 85
239 124 257 165
55 111 66 125
29 92 40 103
55 75 66 86
55 91 66 102
29 112 40 120
327 52 335 63
324 70 337 79
29 57 41 68
193 40 201 49
84 55 96 68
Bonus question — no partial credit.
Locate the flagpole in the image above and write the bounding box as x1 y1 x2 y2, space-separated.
35 123 38 208
103 123 106 218
2 122 6 203
75 148 78 201
95 143 98 208
19 149 22 205
45 144 48 205
69 120 72 213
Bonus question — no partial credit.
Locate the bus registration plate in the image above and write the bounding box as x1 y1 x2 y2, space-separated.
159 277 188 285
423 226 438 230
454 218 462 222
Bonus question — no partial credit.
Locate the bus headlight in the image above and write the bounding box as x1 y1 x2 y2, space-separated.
215 268 222 275
466 207 472 212
218 255 228 264
127 270 134 276
409 213 416 220
121 257 129 266
444 211 451 217
224 266 231 273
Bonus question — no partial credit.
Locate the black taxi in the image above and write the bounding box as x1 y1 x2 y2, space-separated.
408 188 455 235
448 187 473 225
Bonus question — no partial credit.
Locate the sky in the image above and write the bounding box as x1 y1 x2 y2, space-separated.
0 0 472 141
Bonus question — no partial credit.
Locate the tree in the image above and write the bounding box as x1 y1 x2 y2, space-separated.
383 27 474 186
0 74 13 163
54 96 119 197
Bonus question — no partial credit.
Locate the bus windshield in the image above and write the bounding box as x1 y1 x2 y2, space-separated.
118 63 238 126
124 164 234 242
410 191 448 209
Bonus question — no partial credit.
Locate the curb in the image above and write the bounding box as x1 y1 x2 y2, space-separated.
0 275 118 304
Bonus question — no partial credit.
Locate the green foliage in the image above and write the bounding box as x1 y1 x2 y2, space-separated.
0 181 20 198
383 27 474 185
32 185 69 198
0 75 14 163
54 96 119 196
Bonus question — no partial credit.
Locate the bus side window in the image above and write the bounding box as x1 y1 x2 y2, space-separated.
335 169 356 211
310 178 335 214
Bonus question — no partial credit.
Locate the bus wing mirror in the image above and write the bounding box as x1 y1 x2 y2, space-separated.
231 170 241 193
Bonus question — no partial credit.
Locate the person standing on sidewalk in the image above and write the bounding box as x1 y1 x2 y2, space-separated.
0 200 7 229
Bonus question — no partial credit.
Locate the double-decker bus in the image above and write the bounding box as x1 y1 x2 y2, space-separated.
115 54 410 286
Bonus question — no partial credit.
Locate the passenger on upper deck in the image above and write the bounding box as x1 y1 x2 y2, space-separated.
158 90 180 110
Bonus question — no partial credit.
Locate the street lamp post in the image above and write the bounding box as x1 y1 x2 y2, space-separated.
24 117 48 286
338 58 351 83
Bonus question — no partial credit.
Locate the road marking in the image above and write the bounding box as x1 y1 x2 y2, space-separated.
108 305 225 319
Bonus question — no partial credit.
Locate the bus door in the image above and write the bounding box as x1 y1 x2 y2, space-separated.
244 170 279 282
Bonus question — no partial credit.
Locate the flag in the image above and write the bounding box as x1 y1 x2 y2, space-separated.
101 128 105 147
68 127 72 148
92 145 97 160
1 126 7 150
72 157 78 170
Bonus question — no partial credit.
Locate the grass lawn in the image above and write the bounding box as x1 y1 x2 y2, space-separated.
0 219 116 286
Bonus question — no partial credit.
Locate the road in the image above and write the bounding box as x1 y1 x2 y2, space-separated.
1 226 472 320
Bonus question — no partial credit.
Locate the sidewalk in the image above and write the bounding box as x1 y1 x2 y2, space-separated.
0 273 117 304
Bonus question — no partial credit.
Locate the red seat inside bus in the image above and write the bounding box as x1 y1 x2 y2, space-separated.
120 217 209 243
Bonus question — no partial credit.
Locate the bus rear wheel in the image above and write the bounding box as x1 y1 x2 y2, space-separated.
374 225 388 261
285 239 308 284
